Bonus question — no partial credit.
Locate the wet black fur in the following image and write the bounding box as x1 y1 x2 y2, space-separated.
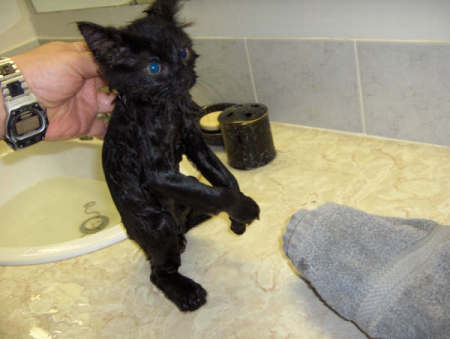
77 0 259 311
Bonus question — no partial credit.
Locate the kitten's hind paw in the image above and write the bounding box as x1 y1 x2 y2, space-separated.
150 271 207 312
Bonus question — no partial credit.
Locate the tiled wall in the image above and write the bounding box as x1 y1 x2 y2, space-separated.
3 1 450 147
192 38 450 146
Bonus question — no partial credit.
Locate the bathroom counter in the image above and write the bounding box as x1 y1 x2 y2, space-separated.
2 122 450 339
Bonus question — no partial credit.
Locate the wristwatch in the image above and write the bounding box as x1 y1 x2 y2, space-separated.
0 57 48 150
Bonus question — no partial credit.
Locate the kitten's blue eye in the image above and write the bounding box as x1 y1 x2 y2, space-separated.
180 48 189 60
148 62 161 74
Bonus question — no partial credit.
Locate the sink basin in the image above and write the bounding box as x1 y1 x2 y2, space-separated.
0 139 198 265
0 139 124 265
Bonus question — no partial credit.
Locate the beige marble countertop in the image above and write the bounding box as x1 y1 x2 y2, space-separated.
2 122 450 339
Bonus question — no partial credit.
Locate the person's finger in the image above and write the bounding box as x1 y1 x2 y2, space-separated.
97 91 116 113
95 76 108 90
87 118 107 139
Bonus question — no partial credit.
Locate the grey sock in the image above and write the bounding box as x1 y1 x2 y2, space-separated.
283 203 450 339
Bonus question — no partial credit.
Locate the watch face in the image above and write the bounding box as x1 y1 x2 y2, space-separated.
15 110 41 136
5 104 48 149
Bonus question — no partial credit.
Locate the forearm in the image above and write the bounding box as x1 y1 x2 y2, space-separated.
189 148 239 189
145 172 230 215
185 132 239 190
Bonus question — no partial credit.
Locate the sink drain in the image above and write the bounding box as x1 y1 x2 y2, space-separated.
80 215 109 234
80 201 109 235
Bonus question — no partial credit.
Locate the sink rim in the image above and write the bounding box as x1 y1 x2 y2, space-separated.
0 223 127 266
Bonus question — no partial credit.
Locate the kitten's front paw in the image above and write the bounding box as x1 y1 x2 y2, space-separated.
230 218 246 235
228 194 260 225
151 272 207 312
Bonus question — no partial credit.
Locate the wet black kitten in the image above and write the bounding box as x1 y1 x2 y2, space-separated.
77 0 259 312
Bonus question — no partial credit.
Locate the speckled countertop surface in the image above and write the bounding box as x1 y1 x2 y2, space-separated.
2 122 450 339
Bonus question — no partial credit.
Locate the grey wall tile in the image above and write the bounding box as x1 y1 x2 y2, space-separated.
190 38 255 106
182 0 450 41
247 39 362 132
25 0 450 42
359 42 450 146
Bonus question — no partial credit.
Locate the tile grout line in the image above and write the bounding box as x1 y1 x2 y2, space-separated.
193 36 450 45
275 121 450 150
354 40 367 135
244 38 259 103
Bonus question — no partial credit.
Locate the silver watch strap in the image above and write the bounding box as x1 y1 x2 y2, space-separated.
0 57 38 112
0 57 21 81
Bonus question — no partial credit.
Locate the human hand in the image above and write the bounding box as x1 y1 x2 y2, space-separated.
9 41 115 140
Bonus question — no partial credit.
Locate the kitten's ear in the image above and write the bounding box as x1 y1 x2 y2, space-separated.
77 21 137 68
144 0 181 21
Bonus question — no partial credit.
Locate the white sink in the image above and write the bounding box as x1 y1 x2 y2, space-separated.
0 139 126 265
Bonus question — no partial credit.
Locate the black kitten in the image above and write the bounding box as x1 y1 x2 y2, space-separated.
77 0 259 312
